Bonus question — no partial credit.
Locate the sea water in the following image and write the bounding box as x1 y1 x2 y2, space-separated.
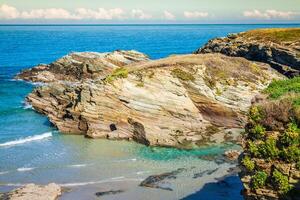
0 24 299 199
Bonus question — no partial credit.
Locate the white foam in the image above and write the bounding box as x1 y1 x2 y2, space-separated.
136 171 150 175
0 171 9 175
110 176 125 180
0 132 52 147
17 167 35 172
116 158 137 162
59 178 143 187
68 164 88 168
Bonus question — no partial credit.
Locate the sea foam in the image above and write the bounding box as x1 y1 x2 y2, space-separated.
0 132 52 147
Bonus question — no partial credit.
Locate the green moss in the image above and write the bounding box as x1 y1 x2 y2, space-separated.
171 68 195 81
242 156 255 171
216 88 222 96
252 171 268 189
136 82 144 87
272 169 292 194
104 67 128 84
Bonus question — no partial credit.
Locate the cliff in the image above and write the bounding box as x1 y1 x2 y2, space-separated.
16 50 282 148
195 28 300 77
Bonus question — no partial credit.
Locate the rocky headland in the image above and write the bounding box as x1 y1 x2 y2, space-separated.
16 50 282 148
195 28 300 77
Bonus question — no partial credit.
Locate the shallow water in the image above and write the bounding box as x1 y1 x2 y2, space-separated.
1 24 299 199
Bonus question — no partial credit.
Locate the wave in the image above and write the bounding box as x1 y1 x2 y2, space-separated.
59 178 143 187
67 164 88 168
0 132 52 147
115 158 137 162
17 167 35 172
0 171 9 175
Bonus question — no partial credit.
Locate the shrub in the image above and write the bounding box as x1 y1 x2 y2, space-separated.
297 161 300 170
248 140 260 157
281 145 300 163
279 123 299 146
258 138 279 159
171 68 195 81
250 124 266 139
252 171 268 189
272 169 292 194
105 67 128 83
242 156 255 171
249 106 263 123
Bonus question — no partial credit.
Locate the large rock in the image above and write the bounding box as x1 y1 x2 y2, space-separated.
17 50 282 148
0 183 62 200
195 28 300 77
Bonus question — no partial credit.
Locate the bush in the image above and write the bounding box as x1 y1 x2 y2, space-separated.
281 145 300 163
272 169 292 194
279 123 299 146
249 106 263 123
258 138 279 159
242 156 255 171
252 171 268 189
250 124 266 139
105 67 128 83
248 140 260 157
171 68 195 81
297 161 300 170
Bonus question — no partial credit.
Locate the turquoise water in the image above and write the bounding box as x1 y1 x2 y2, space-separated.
0 24 299 199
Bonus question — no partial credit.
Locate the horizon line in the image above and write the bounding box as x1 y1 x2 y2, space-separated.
0 23 300 26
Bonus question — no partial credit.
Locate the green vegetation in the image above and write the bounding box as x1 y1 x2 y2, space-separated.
171 68 195 81
241 77 300 197
105 67 128 84
249 124 266 139
252 171 268 189
242 28 300 44
136 82 144 87
264 77 300 100
242 156 255 171
272 169 292 194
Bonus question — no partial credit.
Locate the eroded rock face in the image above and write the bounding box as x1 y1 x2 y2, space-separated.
195 28 300 77
17 51 283 148
0 183 62 200
16 50 149 82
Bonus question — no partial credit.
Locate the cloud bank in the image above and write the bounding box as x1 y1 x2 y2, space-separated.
243 9 297 19
183 11 209 19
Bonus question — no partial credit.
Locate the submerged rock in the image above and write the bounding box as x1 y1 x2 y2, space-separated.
140 168 186 191
17 50 282 148
95 190 124 197
195 28 300 77
0 183 62 200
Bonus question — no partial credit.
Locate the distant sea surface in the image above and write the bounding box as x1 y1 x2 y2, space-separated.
0 24 299 199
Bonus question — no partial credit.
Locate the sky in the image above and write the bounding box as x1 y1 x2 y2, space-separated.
0 0 299 24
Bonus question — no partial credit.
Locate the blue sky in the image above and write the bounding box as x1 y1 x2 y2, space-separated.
0 0 299 23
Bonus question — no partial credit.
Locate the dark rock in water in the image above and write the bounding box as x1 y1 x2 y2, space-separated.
139 168 186 191
95 190 124 197
193 168 218 179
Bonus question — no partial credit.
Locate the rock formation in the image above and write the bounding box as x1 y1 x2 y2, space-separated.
195 28 300 77
16 50 282 148
0 183 62 200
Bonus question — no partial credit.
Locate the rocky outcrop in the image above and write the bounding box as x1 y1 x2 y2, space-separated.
195 28 300 77
17 50 282 148
16 50 149 82
0 183 62 200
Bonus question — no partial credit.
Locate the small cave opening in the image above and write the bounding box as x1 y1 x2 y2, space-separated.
109 124 117 131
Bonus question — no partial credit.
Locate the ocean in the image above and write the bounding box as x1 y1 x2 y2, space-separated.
0 24 299 199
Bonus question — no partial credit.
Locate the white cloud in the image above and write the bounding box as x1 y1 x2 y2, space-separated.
163 11 175 20
183 11 208 19
0 4 20 19
74 8 125 20
243 9 297 19
131 9 152 19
